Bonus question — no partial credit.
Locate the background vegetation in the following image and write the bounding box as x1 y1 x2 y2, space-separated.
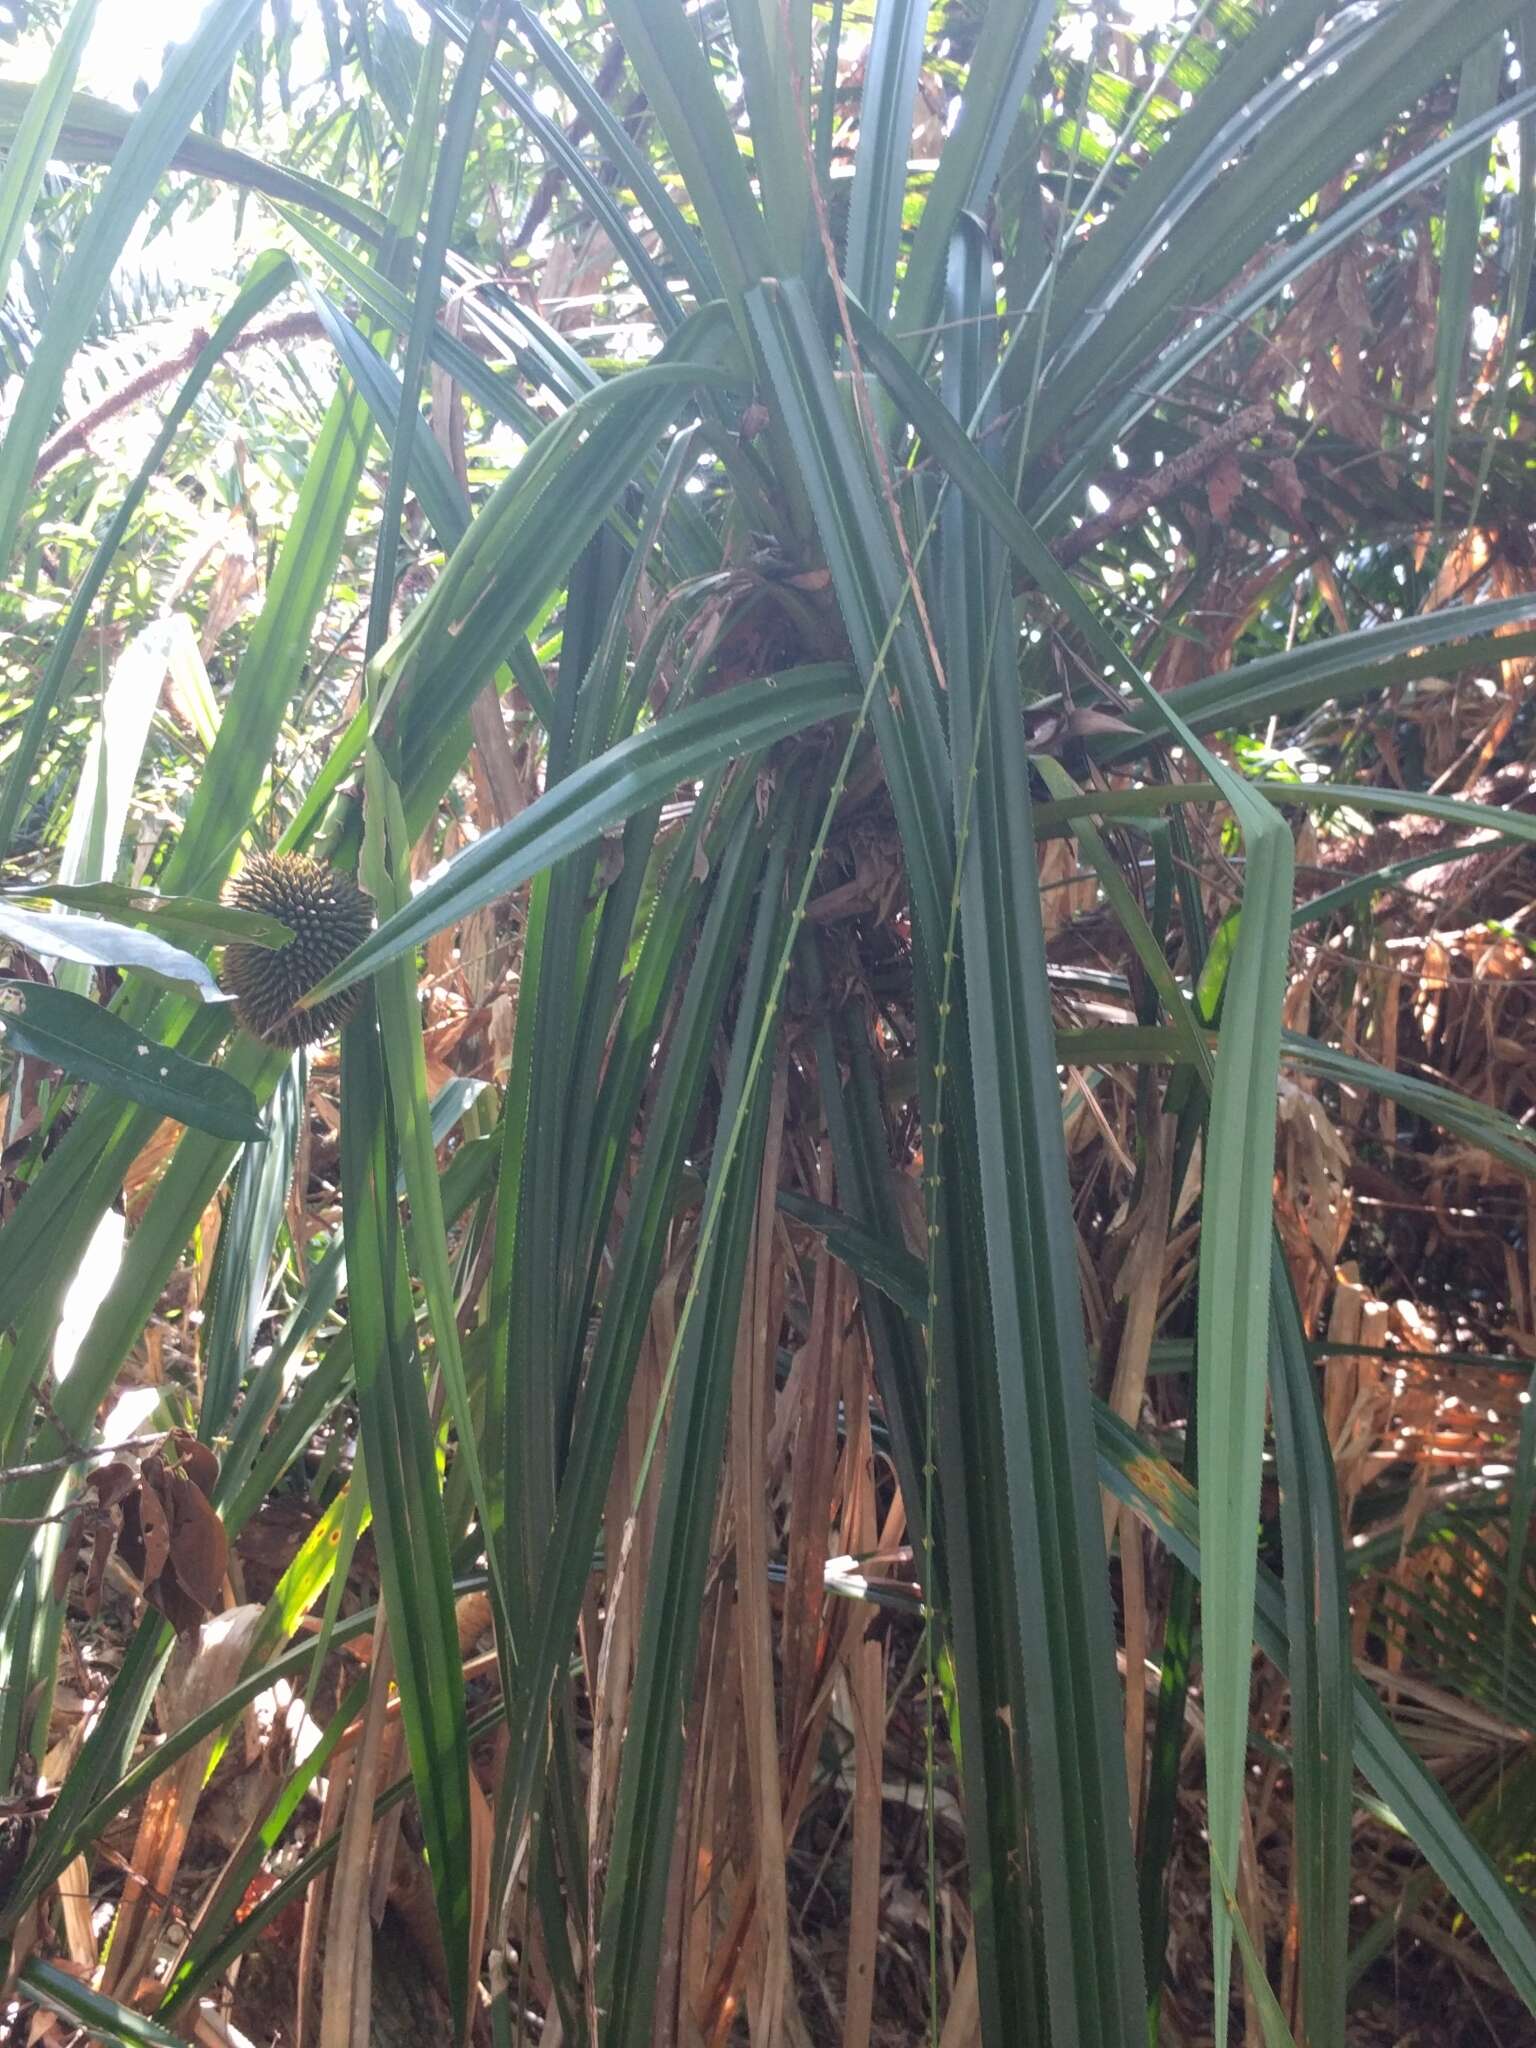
2 1 1536 2043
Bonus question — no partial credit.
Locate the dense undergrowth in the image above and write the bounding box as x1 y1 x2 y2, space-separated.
3 3 1536 2044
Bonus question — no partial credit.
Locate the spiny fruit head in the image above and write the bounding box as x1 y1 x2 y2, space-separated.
222 853 372 1049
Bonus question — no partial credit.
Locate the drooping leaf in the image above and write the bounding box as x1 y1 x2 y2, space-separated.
4 882 292 950
0 982 262 1142
0 903 229 1003
19 1960 186 2048
305 665 858 1002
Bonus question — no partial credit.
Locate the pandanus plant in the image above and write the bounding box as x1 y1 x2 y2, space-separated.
3 3 1536 2044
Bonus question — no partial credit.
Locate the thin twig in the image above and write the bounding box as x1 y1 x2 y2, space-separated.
0 1432 165 1486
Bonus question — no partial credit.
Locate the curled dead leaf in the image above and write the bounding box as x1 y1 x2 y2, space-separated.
78 1430 228 1634
166 1480 228 1615
122 1476 172 1593
86 1459 137 1509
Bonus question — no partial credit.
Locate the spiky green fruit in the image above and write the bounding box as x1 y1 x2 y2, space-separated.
222 852 372 1048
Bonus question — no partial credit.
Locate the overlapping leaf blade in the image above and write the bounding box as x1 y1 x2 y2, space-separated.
0 0 266 569
339 1007 473 2035
0 981 262 1143
931 218 1144 2042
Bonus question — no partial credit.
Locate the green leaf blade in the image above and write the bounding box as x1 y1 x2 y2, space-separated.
0 981 262 1142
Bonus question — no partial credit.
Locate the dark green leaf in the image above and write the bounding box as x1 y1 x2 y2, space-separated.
0 981 262 1142
306 665 858 1001
4 882 291 950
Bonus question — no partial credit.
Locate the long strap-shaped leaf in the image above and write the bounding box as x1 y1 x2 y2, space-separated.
1035 768 1536 849
0 248 295 859
845 0 928 322
0 43 447 1705
1098 1405 1536 2022
0 1032 277 1624
1099 593 1536 760
802 996 1055 2045
745 260 1140 2037
749 269 1068 2041
601 0 771 314
743 282 953 942
1021 0 1321 383
362 749 509 1661
1268 1244 1352 2048
804 1204 1536 2018
0 80 389 242
500 533 628 1637
0 981 262 1145
856 287 1295 2034
725 0 813 277
0 353 407 1460
199 1057 303 1435
340 1006 473 2036
304 664 857 1002
277 207 541 437
1022 0 1529 486
488 791 762 1900
20 1959 184 2048
0 0 99 294
1031 770 1353 2040
1056 1021 1536 1188
1433 33 1504 528
935 220 1146 2043
2 46 448 1178
423 0 685 330
0 0 265 573
895 0 1055 356
5 1099 488 1937
596 800 802 2045
1031 73 1536 528
378 309 742 756
0 351 385 1534
507 0 716 300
